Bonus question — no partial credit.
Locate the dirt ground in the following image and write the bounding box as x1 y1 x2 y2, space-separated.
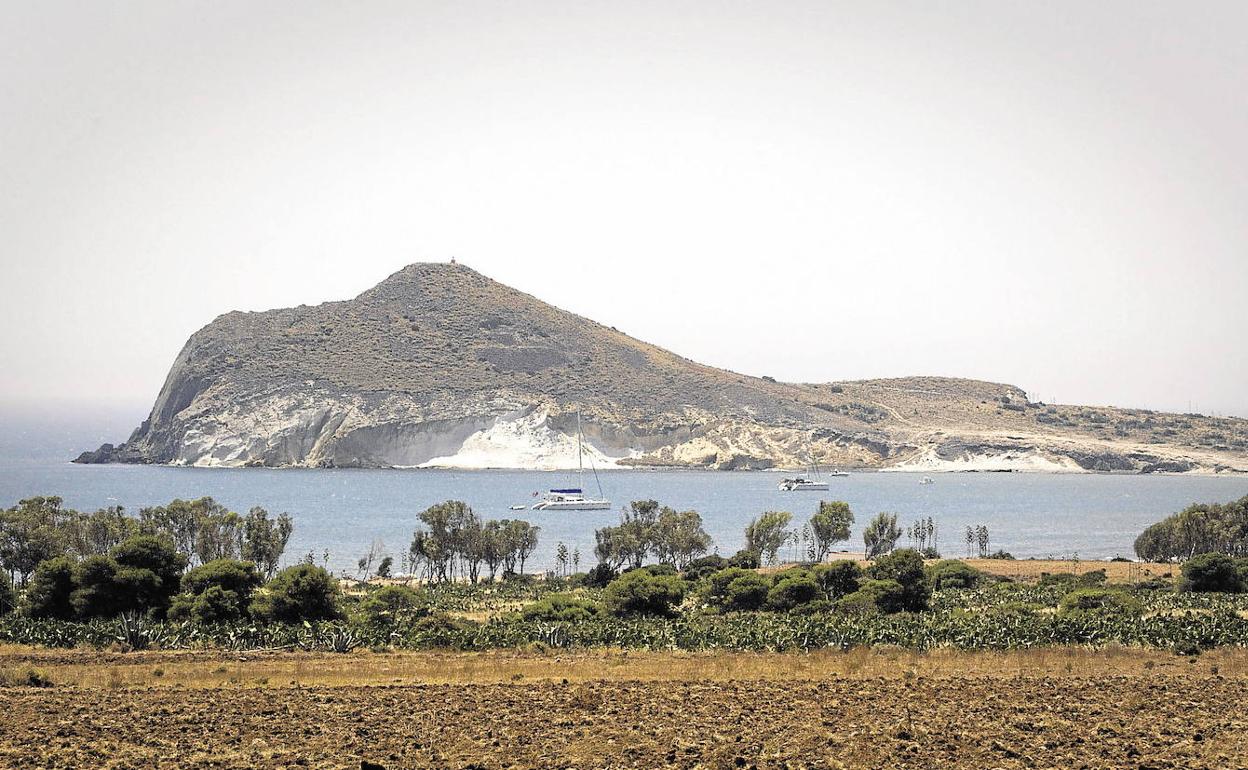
2 647 1246 769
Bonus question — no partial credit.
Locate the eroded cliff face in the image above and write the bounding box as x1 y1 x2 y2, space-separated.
76 263 1248 473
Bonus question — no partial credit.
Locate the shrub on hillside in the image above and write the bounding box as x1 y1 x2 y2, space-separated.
250 564 342 623
1180 553 1245 593
727 549 760 569
604 570 685 617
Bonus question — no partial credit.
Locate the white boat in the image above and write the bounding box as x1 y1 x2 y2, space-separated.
828 469 850 477
531 489 612 510
920 476 934 485
779 477 829 491
532 411 611 511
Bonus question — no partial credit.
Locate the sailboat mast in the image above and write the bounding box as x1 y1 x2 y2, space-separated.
576 410 584 488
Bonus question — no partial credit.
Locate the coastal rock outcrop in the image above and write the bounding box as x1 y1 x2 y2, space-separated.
77 263 1248 473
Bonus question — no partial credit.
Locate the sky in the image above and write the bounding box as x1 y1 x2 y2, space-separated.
2 0 1246 422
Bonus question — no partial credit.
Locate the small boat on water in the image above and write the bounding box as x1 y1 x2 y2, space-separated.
920 476 934 485
779 477 829 491
508 504 527 510
531 411 611 511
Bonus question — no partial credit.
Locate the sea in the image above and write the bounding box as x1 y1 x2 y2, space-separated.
2 407 1245 574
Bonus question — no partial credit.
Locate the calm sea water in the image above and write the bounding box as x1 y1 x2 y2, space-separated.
2 409 1246 573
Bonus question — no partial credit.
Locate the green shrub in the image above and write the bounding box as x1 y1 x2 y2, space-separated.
0 572 16 617
926 560 983 590
727 550 760 569
640 563 678 577
604 570 685 617
767 573 820 611
1057 588 1141 618
250 564 342 623
70 556 128 618
836 579 905 614
359 584 429 627
865 549 930 611
183 559 262 598
1037 572 1078 588
682 555 728 582
23 557 76 619
812 561 862 600
110 535 187 615
1076 569 1108 587
1180 553 1244 593
518 593 603 622
582 563 618 588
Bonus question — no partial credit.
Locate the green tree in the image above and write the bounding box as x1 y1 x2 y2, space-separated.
603 570 685 617
70 556 129 618
837 578 907 614
744 511 792 566
24 556 77 619
250 564 342 622
242 507 294 580
0 570 15 616
359 584 428 628
1179 552 1245 593
809 501 853 561
651 508 714 569
766 570 820 611
0 496 71 585
812 560 862 600
111 535 187 613
863 512 902 559
865 548 930 611
1057 588 1141 618
66 506 138 558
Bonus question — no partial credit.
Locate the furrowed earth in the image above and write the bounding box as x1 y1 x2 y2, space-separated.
2 647 1246 769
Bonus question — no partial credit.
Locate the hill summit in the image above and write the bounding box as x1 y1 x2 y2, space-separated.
77 263 1246 473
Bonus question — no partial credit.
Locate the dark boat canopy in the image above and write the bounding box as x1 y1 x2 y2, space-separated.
549 488 583 494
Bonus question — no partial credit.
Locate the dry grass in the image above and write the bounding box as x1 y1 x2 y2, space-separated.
3 645 1244 691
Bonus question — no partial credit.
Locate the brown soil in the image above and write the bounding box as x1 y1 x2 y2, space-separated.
2 647 1247 769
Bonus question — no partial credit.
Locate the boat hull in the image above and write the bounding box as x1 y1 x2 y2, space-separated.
531 499 612 511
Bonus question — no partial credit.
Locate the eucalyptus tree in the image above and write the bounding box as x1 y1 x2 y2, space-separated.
744 511 793 566
809 501 854 562
863 512 902 559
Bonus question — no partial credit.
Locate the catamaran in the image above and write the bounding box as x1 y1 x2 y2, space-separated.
532 412 611 511
779 445 847 490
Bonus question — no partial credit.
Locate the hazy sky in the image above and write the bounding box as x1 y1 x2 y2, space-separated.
2 1 1246 419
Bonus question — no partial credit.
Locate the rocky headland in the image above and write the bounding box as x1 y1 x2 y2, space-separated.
76 263 1248 473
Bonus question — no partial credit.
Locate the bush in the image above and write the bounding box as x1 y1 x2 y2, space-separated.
986 550 1015 560
582 563 618 588
1076 569 1108 587
110 536 187 615
183 559 262 598
359 584 429 627
703 568 761 609
836 579 906 614
70 556 129 618
0 572 16 617
518 593 603 622
865 548 930 611
24 557 76 619
812 561 862 600
1180 553 1245 593
640 563 678 577
1057 588 1141 618
767 573 820 611
682 555 728 582
727 549 760 569
250 564 342 623
926 560 983 590
604 570 686 617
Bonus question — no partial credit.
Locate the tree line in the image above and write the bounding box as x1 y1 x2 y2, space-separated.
408 501 540 583
0 496 292 586
1134 494 1248 562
